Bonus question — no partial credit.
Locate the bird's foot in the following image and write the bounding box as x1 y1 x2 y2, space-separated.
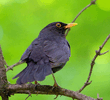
48 82 60 99
53 80 61 88
53 82 60 88
52 82 60 99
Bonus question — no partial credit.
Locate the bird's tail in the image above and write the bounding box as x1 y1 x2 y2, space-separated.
12 61 52 85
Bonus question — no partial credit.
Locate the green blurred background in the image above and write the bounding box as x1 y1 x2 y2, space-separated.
0 0 110 100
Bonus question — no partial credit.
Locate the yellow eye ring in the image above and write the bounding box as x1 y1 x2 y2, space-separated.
56 23 61 28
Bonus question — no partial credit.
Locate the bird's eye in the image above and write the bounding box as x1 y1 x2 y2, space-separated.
56 23 61 28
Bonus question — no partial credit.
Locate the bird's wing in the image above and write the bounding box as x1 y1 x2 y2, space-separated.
43 40 70 68
21 44 32 61
14 39 53 84
20 38 42 62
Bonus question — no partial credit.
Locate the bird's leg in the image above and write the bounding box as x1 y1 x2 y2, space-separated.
35 81 40 85
35 81 37 84
52 73 59 87
51 73 59 99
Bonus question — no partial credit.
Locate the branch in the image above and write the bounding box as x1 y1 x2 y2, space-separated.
65 0 96 36
0 46 9 100
7 84 102 100
6 61 24 72
78 34 110 93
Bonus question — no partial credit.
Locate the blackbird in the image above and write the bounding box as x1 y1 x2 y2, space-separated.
13 22 77 86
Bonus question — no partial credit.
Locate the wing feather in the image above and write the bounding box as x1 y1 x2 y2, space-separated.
44 40 70 68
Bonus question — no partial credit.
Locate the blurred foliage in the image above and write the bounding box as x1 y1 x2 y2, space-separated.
0 0 110 100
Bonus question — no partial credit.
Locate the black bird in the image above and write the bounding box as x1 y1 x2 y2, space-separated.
13 22 77 86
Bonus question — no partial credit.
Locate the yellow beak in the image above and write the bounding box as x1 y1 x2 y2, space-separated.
65 23 78 29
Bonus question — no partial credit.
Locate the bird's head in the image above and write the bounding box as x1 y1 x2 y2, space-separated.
39 22 77 38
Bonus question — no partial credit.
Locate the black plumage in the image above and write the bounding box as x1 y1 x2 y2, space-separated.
13 22 77 85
